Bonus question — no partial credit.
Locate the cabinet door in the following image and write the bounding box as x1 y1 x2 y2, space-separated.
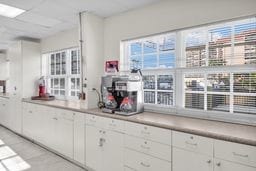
74 112 85 165
85 125 102 171
55 110 74 158
8 97 22 133
173 147 213 171
0 98 9 126
22 103 37 138
214 159 256 171
40 107 57 150
103 131 124 171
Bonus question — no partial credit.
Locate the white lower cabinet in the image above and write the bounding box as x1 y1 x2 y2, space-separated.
214 159 256 171
173 147 213 171
85 125 103 171
124 148 172 171
0 97 9 127
55 109 74 158
20 102 256 171
74 112 85 165
102 130 124 171
22 103 74 160
85 115 125 171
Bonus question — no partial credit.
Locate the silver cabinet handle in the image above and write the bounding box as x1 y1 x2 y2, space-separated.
140 145 150 150
140 162 150 167
206 160 211 164
233 152 249 158
141 130 150 135
98 138 106 147
109 123 116 127
216 162 221 167
185 141 197 146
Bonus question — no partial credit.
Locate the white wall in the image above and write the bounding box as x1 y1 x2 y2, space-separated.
104 0 256 62
41 28 79 53
0 53 9 80
81 12 104 108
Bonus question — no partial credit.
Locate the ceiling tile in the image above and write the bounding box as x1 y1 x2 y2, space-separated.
16 12 62 28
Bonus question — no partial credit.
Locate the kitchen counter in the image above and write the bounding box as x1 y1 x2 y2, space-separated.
22 98 256 146
0 93 10 99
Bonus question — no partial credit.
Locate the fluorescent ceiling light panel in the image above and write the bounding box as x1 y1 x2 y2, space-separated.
0 3 25 18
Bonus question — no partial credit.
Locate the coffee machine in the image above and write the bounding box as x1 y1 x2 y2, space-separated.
101 74 144 115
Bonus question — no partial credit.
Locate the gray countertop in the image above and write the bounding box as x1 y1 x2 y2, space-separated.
0 93 10 99
22 98 256 147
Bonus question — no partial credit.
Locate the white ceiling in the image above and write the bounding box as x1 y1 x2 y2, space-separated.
0 0 161 50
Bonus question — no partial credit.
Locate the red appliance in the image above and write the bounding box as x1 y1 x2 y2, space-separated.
38 77 46 97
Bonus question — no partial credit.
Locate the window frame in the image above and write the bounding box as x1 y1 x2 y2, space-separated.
43 47 81 100
121 16 256 125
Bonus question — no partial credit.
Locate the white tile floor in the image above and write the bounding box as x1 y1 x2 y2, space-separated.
0 126 86 171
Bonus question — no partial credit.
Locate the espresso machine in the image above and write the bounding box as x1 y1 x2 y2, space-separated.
101 73 144 115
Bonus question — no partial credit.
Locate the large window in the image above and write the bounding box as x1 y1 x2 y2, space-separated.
182 17 256 115
123 16 256 118
125 33 176 107
43 48 81 99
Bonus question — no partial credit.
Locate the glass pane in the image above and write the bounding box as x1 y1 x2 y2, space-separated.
56 53 60 75
60 90 65 96
234 18 256 65
143 75 155 89
50 79 53 88
185 74 205 91
157 75 173 90
234 96 256 114
185 30 206 67
207 73 230 92
54 90 59 95
157 92 173 106
234 73 256 93
54 78 59 89
71 91 76 97
50 54 55 65
76 78 80 90
71 78 76 89
130 56 142 69
186 48 206 67
159 52 175 68
208 26 232 66
61 52 66 74
185 93 204 109
130 42 142 56
143 54 157 69
60 78 65 89
71 50 78 74
143 40 157 54
50 54 55 75
159 35 175 51
144 91 155 104
51 65 55 75
207 94 230 112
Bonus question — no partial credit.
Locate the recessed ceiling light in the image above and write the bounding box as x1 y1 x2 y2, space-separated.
0 3 25 18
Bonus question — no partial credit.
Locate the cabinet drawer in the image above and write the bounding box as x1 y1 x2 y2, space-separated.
85 114 102 127
214 159 256 171
124 149 171 171
125 122 171 145
215 140 256 167
56 109 74 121
173 131 213 156
125 135 171 161
102 117 125 133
